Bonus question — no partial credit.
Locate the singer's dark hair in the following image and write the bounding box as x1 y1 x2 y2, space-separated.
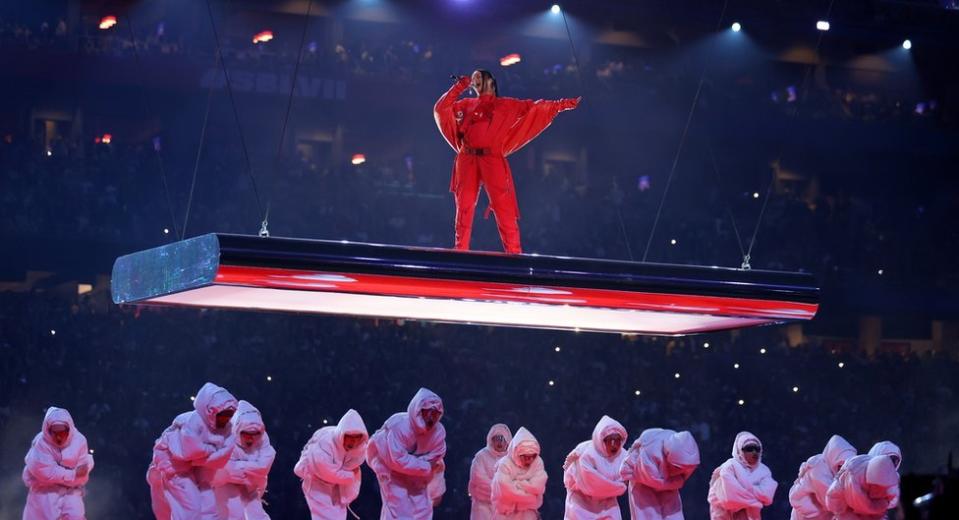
475 69 498 96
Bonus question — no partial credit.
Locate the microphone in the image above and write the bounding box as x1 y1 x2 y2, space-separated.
450 73 465 81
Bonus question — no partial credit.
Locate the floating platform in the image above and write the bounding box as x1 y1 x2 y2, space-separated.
111 233 819 335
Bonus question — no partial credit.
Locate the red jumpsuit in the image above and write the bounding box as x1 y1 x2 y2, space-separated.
434 77 578 254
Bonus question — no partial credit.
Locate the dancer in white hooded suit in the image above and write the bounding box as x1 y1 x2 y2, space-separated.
148 382 238 520
707 431 777 520
789 434 857 520
295 409 369 520
22 407 94 520
213 400 276 519
563 415 629 519
469 424 512 519
866 441 902 511
491 427 548 519
367 388 447 519
620 428 700 520
825 454 899 520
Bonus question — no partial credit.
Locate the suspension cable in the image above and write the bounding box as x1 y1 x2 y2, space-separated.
204 0 265 232
642 0 730 262
742 0 838 270
181 51 219 239
124 14 180 240
260 0 315 238
705 137 747 262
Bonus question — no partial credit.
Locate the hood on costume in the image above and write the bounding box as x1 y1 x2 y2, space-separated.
733 431 763 467
823 435 857 474
867 441 902 470
407 387 443 433
232 400 268 448
591 415 627 458
486 423 512 453
335 409 369 454
41 407 76 448
865 455 899 488
508 427 541 466
664 430 701 468
194 382 238 431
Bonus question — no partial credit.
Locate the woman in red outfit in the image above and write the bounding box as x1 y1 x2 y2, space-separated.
434 69 580 254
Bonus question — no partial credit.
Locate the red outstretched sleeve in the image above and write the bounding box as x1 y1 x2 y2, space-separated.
501 98 578 157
